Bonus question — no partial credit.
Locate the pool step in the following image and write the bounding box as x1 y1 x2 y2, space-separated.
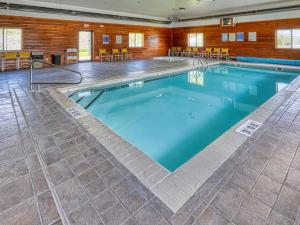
84 90 104 109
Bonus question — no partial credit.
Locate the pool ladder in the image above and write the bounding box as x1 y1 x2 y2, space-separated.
193 55 208 72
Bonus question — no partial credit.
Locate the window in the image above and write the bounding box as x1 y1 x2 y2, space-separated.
276 29 300 49
129 33 144 47
0 28 22 51
188 33 203 47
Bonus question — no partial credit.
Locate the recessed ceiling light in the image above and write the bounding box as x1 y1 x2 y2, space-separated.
178 7 186 11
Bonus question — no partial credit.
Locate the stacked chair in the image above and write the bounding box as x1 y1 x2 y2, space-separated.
181 47 230 60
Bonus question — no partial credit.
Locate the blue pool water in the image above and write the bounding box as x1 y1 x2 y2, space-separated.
69 65 298 171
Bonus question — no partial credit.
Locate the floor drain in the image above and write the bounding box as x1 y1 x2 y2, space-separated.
235 120 262 137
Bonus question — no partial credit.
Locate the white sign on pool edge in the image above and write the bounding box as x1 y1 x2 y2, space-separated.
235 120 263 137
66 107 87 119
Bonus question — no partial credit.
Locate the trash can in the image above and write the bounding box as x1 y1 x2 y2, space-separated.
52 54 61 65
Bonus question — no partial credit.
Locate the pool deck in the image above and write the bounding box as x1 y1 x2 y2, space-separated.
0 59 300 225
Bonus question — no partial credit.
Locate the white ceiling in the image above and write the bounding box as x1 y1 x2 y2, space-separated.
8 0 300 20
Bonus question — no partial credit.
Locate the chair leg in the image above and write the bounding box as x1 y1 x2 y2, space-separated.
16 58 20 70
1 58 5 72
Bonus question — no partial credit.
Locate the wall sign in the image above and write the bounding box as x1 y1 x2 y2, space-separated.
116 35 122 44
221 33 229 42
220 17 236 27
103 35 110 44
229 33 236 42
248 32 257 41
236 32 244 41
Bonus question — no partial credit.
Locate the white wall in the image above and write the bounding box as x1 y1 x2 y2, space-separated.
172 10 300 27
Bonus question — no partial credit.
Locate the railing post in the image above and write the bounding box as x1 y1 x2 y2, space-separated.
30 61 33 92
168 49 171 62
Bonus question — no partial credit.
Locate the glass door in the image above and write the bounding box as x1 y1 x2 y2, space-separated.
79 31 92 62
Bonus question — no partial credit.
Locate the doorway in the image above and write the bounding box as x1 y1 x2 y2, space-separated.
78 31 92 62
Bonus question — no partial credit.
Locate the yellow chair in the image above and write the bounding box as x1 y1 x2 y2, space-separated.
98 49 111 62
181 47 192 57
212 48 221 59
221 48 229 59
171 47 177 56
112 49 123 61
176 47 182 56
121 48 132 60
18 51 31 59
204 48 213 58
18 51 31 69
192 48 199 53
1 52 18 72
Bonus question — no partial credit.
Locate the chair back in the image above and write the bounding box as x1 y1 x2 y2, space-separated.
192 48 198 52
213 48 221 54
121 49 128 53
4 52 18 59
18 51 31 58
172 47 177 50
221 48 229 54
186 47 192 51
99 49 107 55
112 49 119 54
205 48 212 53
176 47 182 51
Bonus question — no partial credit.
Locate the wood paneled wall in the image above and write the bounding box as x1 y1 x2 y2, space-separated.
172 18 300 59
1 15 300 64
0 15 171 63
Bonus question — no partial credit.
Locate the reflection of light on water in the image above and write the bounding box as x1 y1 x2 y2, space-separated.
129 81 144 88
156 94 163 98
188 97 195 101
78 91 91 97
276 82 287 92
249 85 257 96
188 71 204 86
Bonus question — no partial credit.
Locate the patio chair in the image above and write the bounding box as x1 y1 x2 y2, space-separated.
181 47 192 57
112 49 123 61
18 51 31 68
98 49 111 62
176 47 182 56
221 48 229 60
204 48 212 59
211 48 221 59
1 52 18 72
121 48 132 60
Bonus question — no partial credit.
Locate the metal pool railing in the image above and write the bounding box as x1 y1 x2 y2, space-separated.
29 59 82 91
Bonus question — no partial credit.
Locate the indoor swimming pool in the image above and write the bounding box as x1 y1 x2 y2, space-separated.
69 64 299 171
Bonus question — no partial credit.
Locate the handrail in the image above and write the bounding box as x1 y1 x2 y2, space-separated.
193 55 204 70
30 59 82 91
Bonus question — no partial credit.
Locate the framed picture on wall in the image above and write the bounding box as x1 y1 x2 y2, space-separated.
221 33 229 42
248 32 257 41
103 35 110 44
116 35 122 44
229 33 236 42
236 32 244 41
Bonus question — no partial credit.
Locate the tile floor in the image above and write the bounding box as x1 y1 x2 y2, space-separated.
0 59 300 225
